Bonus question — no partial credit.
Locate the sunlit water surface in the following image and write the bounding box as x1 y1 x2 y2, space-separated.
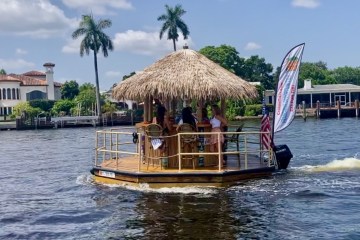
1 118 360 239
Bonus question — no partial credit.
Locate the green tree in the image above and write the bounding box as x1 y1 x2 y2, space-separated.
199 45 244 74
242 55 274 90
79 82 95 92
13 102 42 118
331 66 360 85
29 99 55 112
52 99 76 116
102 101 118 114
75 86 97 115
158 4 189 51
72 14 114 118
298 61 336 87
61 80 79 99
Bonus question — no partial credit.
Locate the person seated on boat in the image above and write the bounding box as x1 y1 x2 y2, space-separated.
209 104 228 165
153 105 172 135
176 106 198 132
151 105 172 153
201 107 210 124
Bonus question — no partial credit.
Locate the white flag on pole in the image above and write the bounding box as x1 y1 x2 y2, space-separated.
273 43 305 133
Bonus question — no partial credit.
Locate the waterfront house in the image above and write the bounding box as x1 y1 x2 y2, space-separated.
0 63 62 116
265 79 360 108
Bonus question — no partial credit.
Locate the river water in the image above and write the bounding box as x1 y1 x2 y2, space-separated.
1 118 360 239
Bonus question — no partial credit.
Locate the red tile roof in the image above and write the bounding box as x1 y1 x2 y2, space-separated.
0 74 22 82
22 71 46 77
1 70 62 87
9 74 48 86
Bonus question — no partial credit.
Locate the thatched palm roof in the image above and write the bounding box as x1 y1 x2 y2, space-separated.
112 49 258 101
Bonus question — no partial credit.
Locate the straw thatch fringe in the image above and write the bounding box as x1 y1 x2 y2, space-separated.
112 49 258 101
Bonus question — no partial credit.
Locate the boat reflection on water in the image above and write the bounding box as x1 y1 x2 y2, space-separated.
112 189 268 239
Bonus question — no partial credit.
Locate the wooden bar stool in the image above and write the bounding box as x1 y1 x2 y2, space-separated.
178 123 197 169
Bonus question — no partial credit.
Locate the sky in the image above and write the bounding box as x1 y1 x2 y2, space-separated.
1 0 360 91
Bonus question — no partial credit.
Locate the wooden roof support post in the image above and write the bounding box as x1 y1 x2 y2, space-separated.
171 98 177 119
164 97 170 113
197 99 204 123
149 96 153 122
143 96 149 122
220 98 226 117
163 97 172 120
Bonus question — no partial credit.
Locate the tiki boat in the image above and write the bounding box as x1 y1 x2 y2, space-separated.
90 47 296 188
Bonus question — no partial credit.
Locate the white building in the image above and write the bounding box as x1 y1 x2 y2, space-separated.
0 63 62 115
264 79 360 108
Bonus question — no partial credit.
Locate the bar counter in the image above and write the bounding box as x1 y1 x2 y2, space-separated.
135 122 218 168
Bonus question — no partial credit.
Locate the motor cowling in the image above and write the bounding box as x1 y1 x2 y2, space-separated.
273 144 293 170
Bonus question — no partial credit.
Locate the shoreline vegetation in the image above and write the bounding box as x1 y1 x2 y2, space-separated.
0 112 317 131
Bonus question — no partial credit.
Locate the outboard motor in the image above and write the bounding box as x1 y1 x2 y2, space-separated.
273 145 293 170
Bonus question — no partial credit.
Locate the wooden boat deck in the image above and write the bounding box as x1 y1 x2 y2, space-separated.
92 128 275 187
98 154 270 174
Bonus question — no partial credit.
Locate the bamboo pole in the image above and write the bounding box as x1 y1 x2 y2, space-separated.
178 133 182 172
138 133 142 172
149 96 153 122
144 97 149 122
218 132 221 172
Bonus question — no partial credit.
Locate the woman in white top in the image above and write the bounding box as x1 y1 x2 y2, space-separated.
209 104 228 164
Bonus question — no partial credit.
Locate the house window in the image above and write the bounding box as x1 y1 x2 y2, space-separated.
7 88 11 100
3 107 7 115
26 90 47 101
7 107 12 115
0 89 2 100
2 88 6 99
12 88 16 100
17 88 20 99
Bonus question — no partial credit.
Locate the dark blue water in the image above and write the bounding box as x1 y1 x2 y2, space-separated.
1 118 360 239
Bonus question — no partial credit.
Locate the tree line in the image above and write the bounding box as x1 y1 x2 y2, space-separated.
8 4 360 120
11 81 117 120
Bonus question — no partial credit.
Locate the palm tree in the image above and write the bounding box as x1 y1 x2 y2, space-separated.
72 14 113 118
158 4 190 51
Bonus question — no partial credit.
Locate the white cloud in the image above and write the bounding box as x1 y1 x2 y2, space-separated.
0 58 35 70
105 71 122 78
113 30 194 56
62 38 82 54
62 29 194 56
62 0 133 15
0 0 77 38
292 0 320 8
244 42 262 51
15 48 28 55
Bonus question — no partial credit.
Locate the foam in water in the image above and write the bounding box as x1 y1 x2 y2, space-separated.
295 157 360 172
76 174 95 185
97 182 218 195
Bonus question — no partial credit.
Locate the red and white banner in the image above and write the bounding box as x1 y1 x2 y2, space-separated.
273 43 305 133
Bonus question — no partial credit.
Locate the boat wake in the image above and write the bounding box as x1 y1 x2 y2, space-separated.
99 182 219 195
294 157 360 172
76 174 95 185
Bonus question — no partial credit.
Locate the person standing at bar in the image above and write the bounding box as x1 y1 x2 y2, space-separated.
209 104 228 165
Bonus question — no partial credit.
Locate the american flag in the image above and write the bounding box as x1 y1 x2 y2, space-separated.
261 98 271 150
